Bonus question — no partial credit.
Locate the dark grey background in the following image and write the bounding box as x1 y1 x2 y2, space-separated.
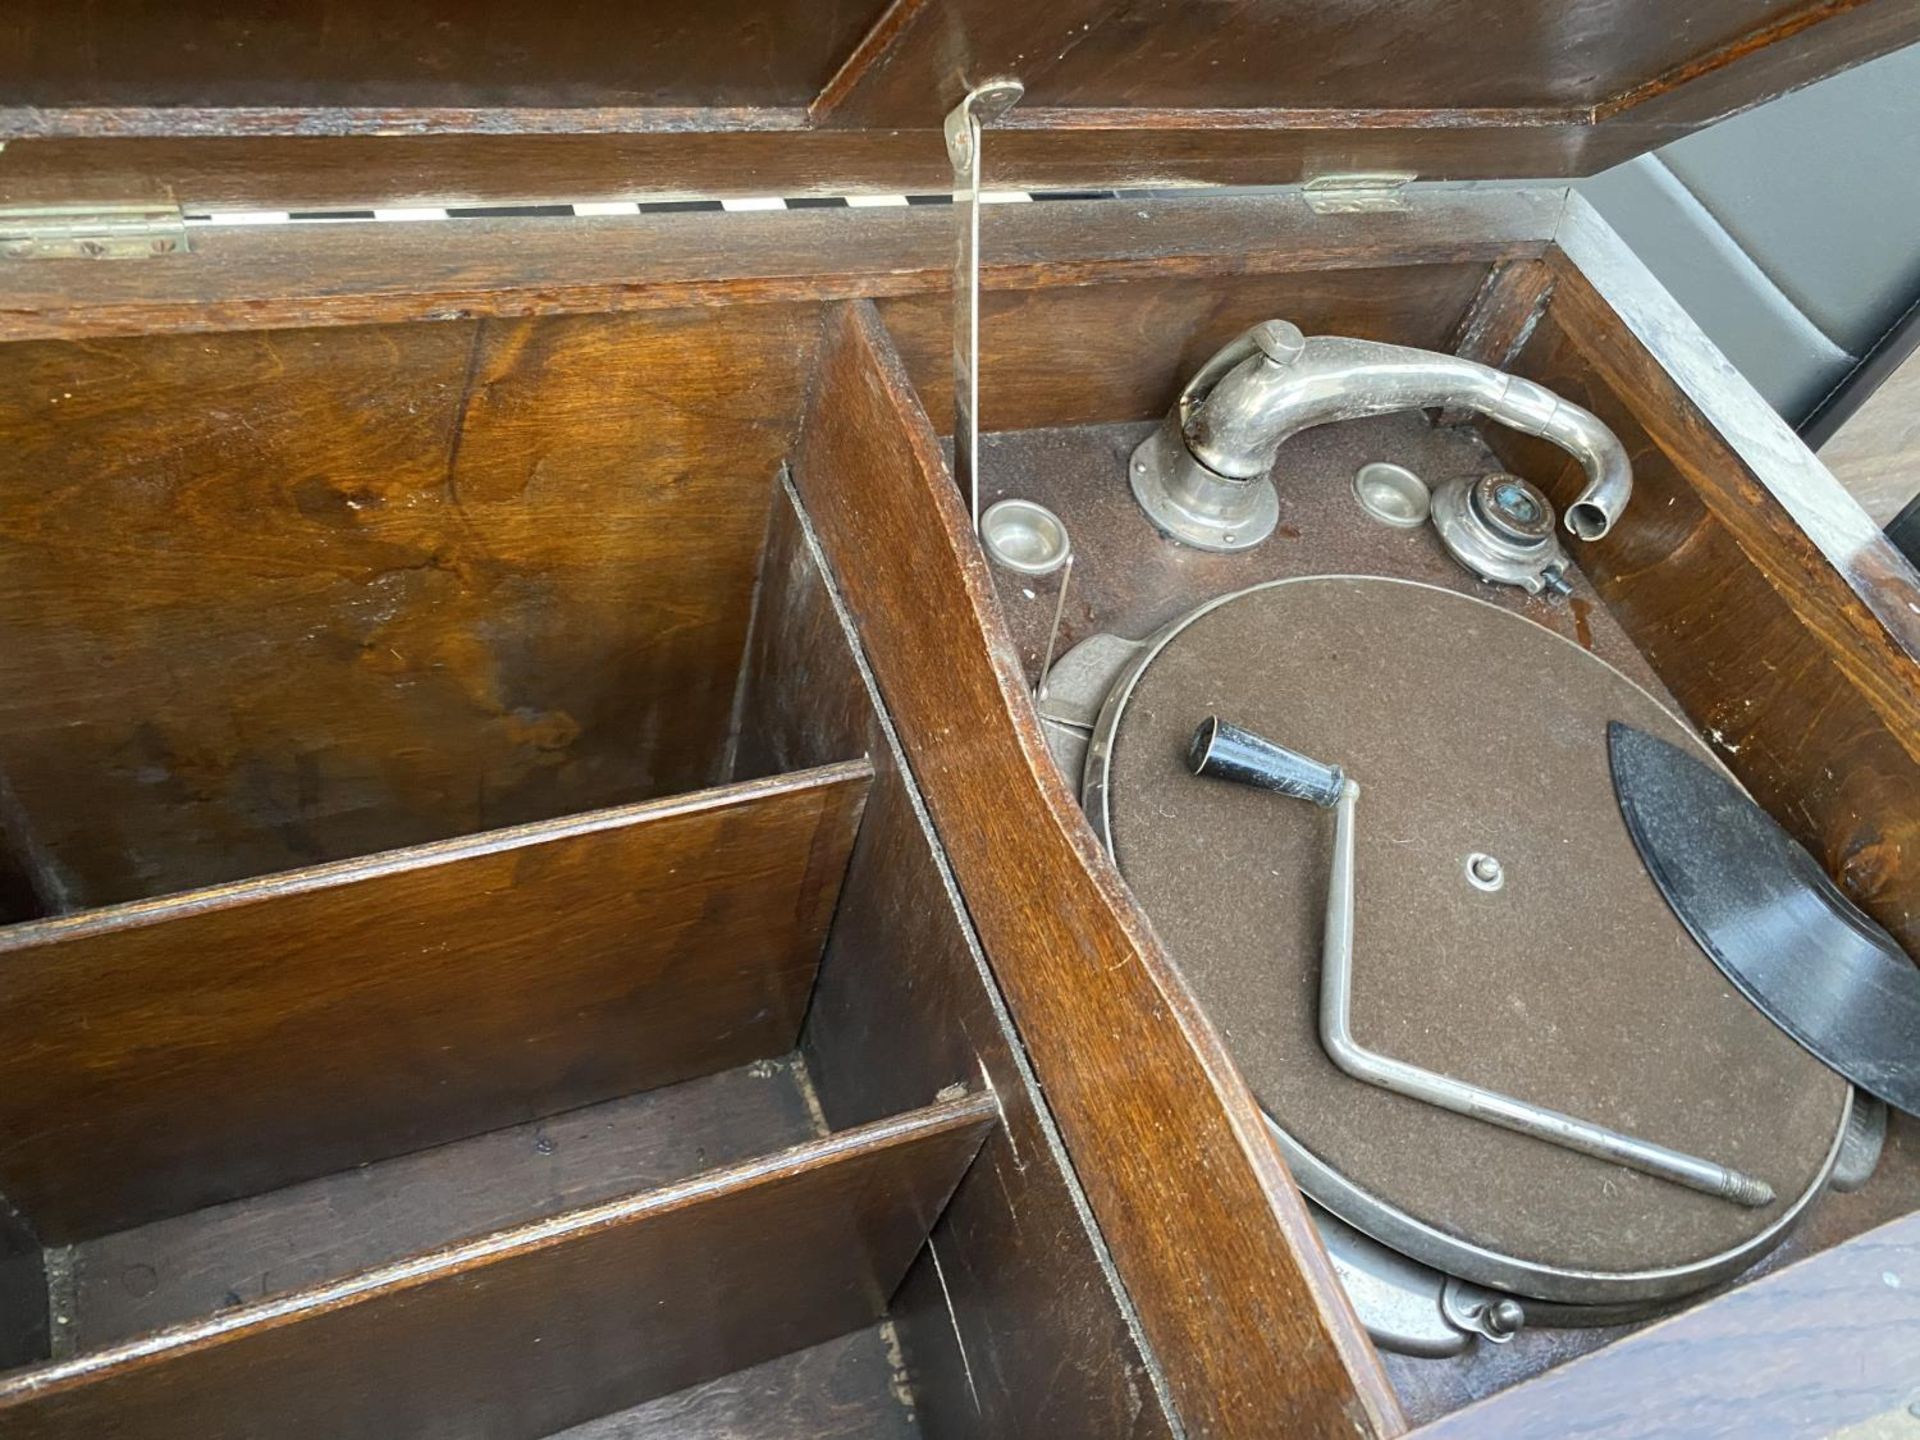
1581 41 1920 429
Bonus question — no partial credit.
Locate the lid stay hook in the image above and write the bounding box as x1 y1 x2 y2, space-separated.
944 78 1023 534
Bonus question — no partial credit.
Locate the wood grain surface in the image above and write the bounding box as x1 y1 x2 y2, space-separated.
0 0 1911 207
975 0 1811 113
0 0 887 112
0 191 1561 344
792 300 1401 1439
1486 212 1920 952
1410 1212 1920 1440
0 304 820 906
550 1325 916 1440
0 762 870 1243
0 1096 995 1440
65 1060 822 1350
736 482 1176 1438
1439 257 1558 424
880 263 1494 435
0 125 1605 212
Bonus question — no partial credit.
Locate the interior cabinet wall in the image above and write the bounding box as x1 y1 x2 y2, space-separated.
0 305 822 907
733 478 1175 1438
878 264 1496 436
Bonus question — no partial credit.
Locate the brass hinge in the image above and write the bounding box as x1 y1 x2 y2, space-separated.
1302 172 1415 215
0 205 190 260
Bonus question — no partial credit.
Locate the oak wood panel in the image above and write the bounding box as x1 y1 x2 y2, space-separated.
1449 259 1558 369
1019 0 1812 112
735 481 1176 1438
0 0 1906 204
0 1096 995 1440
0 0 1884 119
808 0 1113 126
0 305 819 905
1483 208 1920 951
1411 1212 1920 1440
791 300 1400 1440
1553 195 1920 686
0 126 1603 212
0 1 890 112
1493 311 1920 952
0 771 61 923
1439 256 1557 424
880 262 1495 434
66 1060 822 1351
0 762 871 1244
0 191 1561 344
1593 0 1920 130
550 1325 916 1440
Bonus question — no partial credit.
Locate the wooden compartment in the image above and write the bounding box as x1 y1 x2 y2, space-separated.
2 1 1918 1436
0 1093 995 1439
0 305 835 914
795 198 1920 1435
0 305 1169 1434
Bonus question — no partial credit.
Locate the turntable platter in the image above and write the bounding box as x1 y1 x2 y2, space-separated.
1087 577 1848 1302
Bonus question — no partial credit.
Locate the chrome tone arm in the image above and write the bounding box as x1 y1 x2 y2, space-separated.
1132 320 1633 551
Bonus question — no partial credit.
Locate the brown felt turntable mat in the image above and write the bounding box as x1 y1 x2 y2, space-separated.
1104 577 1847 1282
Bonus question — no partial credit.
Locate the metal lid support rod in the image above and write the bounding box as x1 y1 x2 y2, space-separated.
944 79 1023 533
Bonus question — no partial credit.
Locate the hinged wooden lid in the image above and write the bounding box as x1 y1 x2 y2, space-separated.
0 1 1915 211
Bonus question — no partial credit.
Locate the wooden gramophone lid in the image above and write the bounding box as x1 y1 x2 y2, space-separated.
1097 577 1848 1301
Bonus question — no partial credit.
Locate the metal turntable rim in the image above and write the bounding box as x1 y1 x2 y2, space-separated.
1082 575 1847 1305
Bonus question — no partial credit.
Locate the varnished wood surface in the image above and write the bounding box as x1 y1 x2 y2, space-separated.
0 191 1562 344
880 262 1496 435
0 1 888 112
736 481 1174 1438
994 0 1811 112
0 1096 996 1440
1553 195 1920 663
0 0 1911 205
1411 1212 1920 1440
548 1325 916 1440
1439 257 1557 424
0 0 1889 118
0 127 1602 211
65 1059 822 1351
0 762 870 1243
792 300 1401 1439
1387 1109 1920 1424
0 305 820 904
1485 202 1920 952
1593 0 1920 133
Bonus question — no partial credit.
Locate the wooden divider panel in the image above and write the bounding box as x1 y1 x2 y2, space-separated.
791 300 1401 1440
0 303 821 908
0 762 870 1243
735 479 1177 1437
0 1096 996 1440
